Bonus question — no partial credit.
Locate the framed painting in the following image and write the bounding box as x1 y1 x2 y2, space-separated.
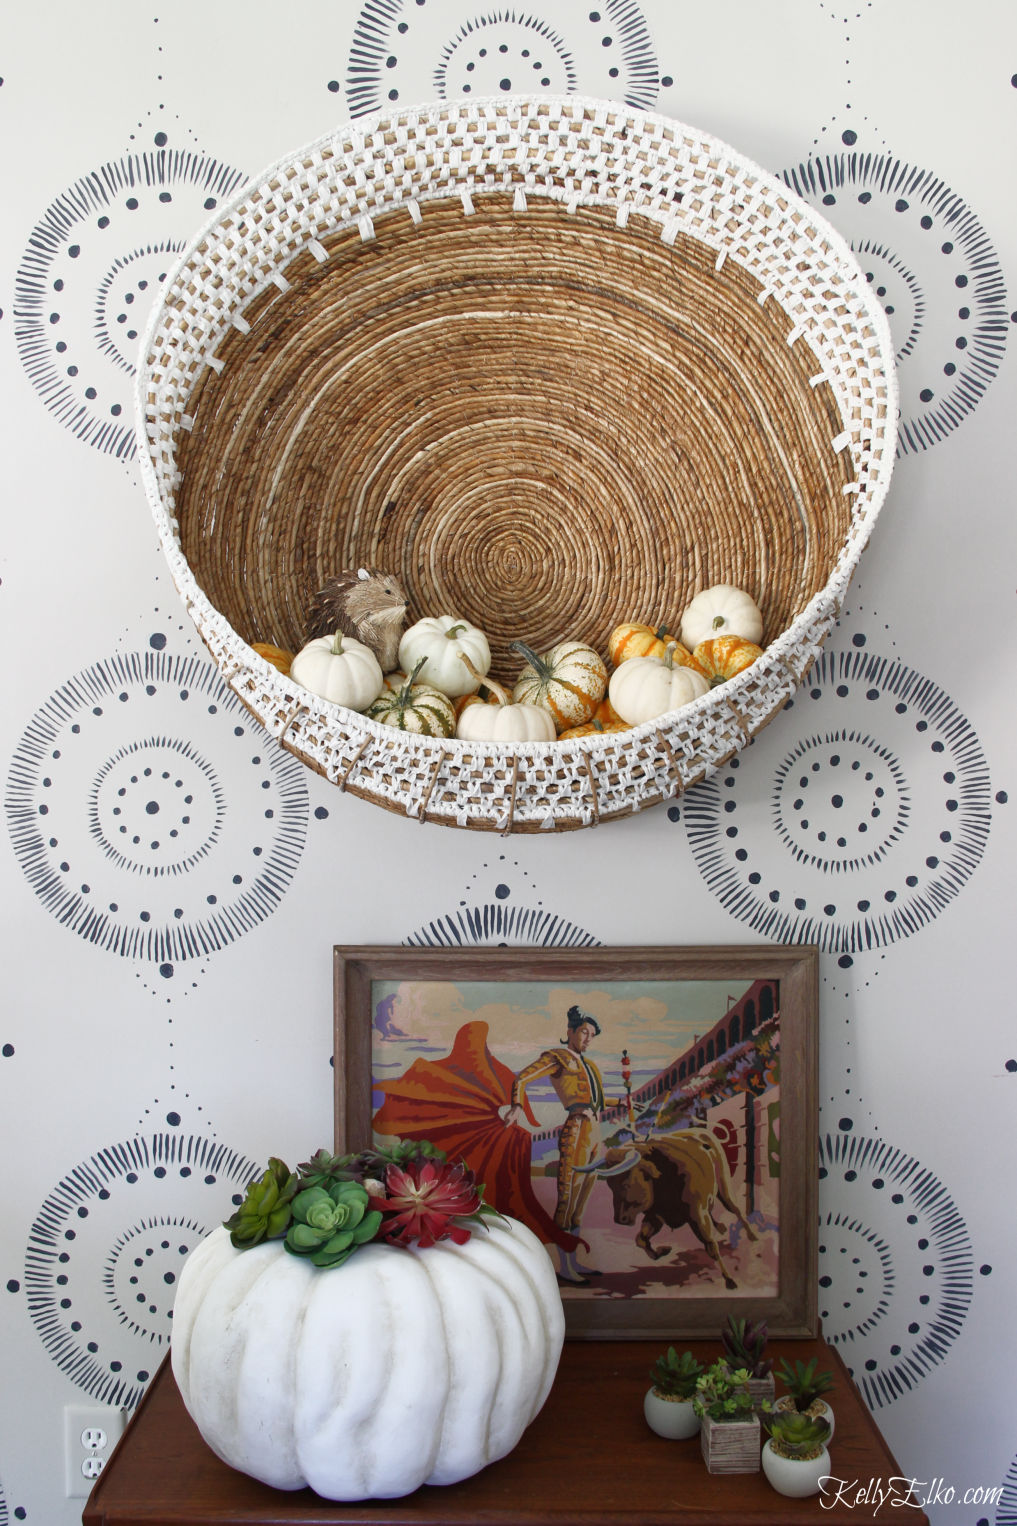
334 945 818 1340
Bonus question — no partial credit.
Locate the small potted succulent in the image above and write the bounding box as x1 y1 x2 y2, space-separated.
643 1347 704 1439
762 1411 832 1497
773 1355 836 1438
692 1362 766 1474
721 1316 774 1410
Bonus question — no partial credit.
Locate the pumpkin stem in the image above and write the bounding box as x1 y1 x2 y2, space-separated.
445 622 468 640
399 656 429 697
654 624 672 641
510 639 553 683
460 653 510 705
330 632 346 656
662 641 678 671
711 614 727 631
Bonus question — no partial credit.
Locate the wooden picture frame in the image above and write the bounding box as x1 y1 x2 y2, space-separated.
334 944 818 1340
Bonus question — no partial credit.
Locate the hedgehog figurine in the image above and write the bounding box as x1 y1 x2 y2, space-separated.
305 567 408 674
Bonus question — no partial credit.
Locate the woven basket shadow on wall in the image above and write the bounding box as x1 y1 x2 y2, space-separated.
137 96 897 834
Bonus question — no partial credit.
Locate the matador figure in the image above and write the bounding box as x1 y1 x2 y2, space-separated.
502 1003 619 1285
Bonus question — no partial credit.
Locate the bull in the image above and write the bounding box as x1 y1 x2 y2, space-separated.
578 1127 757 1289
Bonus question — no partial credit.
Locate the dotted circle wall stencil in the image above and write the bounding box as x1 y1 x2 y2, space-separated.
24 1134 260 1408
817 1128 972 1409
681 641 992 956
407 901 598 947
343 1 659 116
13 145 245 459
781 147 1009 453
406 857 599 947
5 650 308 968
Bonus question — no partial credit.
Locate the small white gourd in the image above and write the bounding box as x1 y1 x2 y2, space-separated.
454 661 557 743
170 1218 564 1501
456 699 557 743
679 585 763 650
609 642 710 724
398 616 492 698
289 633 384 710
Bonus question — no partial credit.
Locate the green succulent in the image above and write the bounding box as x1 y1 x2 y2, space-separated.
650 1346 704 1399
775 1356 834 1411
692 1362 764 1423
284 1180 383 1269
296 1149 359 1189
766 1410 831 1459
223 1157 298 1249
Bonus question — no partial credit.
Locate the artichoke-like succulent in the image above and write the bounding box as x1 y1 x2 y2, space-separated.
224 1157 299 1249
766 1410 831 1459
284 1180 383 1269
295 1149 359 1189
371 1158 488 1248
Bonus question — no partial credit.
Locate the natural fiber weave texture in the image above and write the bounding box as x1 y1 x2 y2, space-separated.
137 96 896 833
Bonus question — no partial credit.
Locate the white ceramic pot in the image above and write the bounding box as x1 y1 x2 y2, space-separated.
643 1388 700 1439
773 1394 835 1438
761 1438 832 1497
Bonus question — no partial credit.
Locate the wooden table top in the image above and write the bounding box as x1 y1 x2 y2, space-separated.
83 1334 926 1525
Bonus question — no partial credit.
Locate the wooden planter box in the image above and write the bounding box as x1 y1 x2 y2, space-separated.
700 1414 761 1475
748 1374 776 1413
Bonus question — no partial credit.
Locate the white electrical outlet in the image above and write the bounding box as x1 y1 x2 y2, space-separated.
64 1404 126 1498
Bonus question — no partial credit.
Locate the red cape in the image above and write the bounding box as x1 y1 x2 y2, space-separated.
372 1020 579 1252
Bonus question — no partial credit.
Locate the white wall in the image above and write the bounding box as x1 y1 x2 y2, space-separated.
2 4 1015 1522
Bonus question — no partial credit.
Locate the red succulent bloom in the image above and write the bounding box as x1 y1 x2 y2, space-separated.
370 1158 484 1248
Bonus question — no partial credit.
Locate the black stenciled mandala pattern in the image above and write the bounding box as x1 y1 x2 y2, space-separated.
407 900 598 948
24 1134 260 1408
781 146 1009 453
681 641 992 959
5 649 307 971
343 0 659 116
14 144 245 458
818 1127 973 1409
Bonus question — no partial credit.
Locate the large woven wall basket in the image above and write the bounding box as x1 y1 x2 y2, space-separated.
137 96 897 834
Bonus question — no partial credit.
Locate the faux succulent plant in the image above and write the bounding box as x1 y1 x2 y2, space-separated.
775 1356 835 1411
693 1363 766 1423
224 1140 496 1271
284 1180 383 1269
721 1316 773 1379
223 1157 298 1248
649 1346 704 1400
370 1157 498 1248
765 1410 831 1459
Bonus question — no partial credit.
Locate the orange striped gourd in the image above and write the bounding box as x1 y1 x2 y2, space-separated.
608 622 677 666
252 642 295 675
510 640 607 733
693 635 765 686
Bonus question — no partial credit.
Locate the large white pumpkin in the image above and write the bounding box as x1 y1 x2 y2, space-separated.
171 1217 564 1500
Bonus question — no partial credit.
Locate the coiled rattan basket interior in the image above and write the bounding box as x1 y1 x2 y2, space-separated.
137 96 896 833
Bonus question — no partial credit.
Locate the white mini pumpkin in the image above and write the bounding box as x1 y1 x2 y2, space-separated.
171 1218 564 1501
398 616 492 698
289 633 384 710
456 699 557 743
679 584 764 650
609 643 710 725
